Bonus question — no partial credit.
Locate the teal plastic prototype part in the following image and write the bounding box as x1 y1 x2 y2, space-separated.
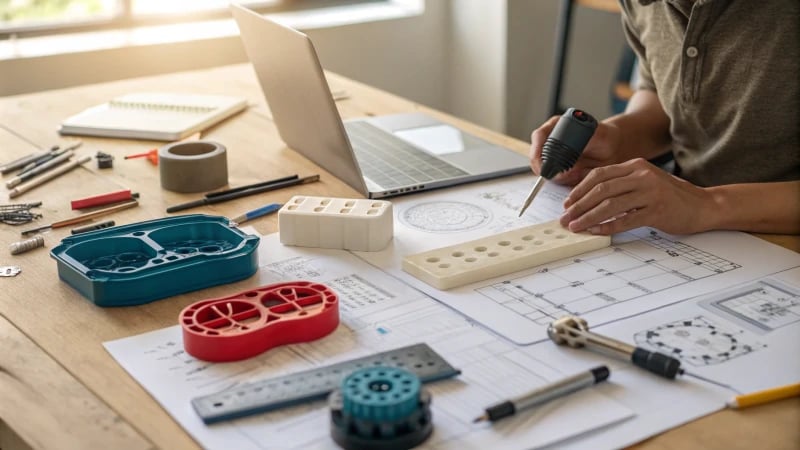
50 214 260 307
329 367 433 450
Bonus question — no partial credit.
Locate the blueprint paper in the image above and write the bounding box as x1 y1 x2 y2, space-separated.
104 233 632 450
355 175 800 345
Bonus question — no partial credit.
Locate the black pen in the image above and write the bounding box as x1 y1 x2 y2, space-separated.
205 174 299 199
166 174 320 213
473 366 610 423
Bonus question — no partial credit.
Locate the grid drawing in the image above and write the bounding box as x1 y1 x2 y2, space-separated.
700 279 800 332
476 229 741 325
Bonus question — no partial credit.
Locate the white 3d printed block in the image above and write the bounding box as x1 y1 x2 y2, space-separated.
278 196 393 252
402 220 610 290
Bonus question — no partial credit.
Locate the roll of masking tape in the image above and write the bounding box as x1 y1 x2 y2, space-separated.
159 140 228 193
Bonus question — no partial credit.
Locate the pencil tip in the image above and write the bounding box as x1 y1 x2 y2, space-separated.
473 415 487 423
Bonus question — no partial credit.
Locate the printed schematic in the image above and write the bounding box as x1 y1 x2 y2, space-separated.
476 229 741 326
633 316 765 366
700 279 800 333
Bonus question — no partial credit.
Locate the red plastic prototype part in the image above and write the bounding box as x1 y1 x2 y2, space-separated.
180 281 339 362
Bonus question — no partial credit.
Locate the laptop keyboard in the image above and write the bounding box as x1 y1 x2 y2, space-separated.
345 121 468 189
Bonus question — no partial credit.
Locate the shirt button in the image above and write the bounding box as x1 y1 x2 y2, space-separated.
686 46 699 58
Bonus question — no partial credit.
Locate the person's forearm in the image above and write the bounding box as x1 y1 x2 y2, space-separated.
702 181 800 234
605 89 672 163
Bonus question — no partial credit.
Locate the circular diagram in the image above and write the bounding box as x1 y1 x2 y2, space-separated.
399 201 491 233
633 316 762 366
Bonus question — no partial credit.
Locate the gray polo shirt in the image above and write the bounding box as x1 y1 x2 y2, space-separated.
620 0 800 186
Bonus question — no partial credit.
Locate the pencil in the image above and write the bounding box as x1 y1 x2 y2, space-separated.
166 174 319 213
21 200 139 235
727 382 800 409
8 154 91 198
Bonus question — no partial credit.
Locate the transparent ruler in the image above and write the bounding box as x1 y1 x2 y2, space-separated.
192 343 461 424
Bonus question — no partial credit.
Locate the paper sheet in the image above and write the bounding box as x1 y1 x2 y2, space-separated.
529 266 800 449
356 175 800 345
104 182 800 449
105 233 633 450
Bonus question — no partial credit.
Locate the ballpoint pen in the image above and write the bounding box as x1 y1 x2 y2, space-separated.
8 155 92 199
6 150 75 188
0 146 58 174
17 142 82 175
166 174 320 213
473 366 610 423
230 203 282 225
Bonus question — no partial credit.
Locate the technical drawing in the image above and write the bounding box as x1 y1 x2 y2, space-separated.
476 228 741 326
633 316 765 366
699 279 800 333
399 201 491 232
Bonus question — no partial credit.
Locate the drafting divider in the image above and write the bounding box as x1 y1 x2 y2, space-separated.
402 220 610 290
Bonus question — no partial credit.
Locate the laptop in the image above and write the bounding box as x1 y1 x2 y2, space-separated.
231 4 531 198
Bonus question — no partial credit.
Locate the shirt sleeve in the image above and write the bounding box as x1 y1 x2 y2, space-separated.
619 1 656 92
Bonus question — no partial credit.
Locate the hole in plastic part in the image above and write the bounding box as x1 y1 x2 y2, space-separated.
320 199 331 205
244 291 258 297
452 251 464 257
426 257 440 263
474 246 487 252
175 247 196 254
465 257 477 263
513 246 524 251
345 201 355 207
152 259 163 264
438 263 450 269
340 208 351 214
556 234 567 239
498 240 511 246
288 205 298 210
166 255 178 261
488 252 499 257
543 229 554 235
313 207 324 212
132 231 145 236
534 240 544 245
199 245 222 253
293 197 305 204
117 267 135 272
367 209 378 215
371 202 383 208
522 235 534 241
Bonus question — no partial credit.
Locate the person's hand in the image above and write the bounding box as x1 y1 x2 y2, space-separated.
529 116 622 186
559 158 714 235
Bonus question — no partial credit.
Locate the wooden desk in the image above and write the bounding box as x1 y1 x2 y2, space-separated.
0 64 797 450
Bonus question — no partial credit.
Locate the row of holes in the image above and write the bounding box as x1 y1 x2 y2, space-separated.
287 197 386 215
424 231 568 266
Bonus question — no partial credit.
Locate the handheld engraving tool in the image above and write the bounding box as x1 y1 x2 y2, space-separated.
548 315 734 390
518 108 598 217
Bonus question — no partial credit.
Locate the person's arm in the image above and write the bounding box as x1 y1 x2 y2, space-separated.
560 160 800 236
705 182 800 234
603 89 671 163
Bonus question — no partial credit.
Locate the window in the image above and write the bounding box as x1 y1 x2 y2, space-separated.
0 0 379 38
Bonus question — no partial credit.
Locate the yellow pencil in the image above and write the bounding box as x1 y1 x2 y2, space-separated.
727 382 800 409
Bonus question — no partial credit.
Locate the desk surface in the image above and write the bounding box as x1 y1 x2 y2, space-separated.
0 64 797 450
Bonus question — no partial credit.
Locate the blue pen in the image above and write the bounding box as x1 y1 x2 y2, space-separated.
231 203 282 225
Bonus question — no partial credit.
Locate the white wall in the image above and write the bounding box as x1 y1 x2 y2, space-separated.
0 0 626 141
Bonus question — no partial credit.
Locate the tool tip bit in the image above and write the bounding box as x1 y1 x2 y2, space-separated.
473 414 488 423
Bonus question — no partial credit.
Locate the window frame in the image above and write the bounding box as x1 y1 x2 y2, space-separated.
0 0 379 39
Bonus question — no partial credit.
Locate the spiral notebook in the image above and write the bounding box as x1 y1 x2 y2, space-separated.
59 93 248 141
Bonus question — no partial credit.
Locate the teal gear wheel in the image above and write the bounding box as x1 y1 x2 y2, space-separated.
329 366 433 450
